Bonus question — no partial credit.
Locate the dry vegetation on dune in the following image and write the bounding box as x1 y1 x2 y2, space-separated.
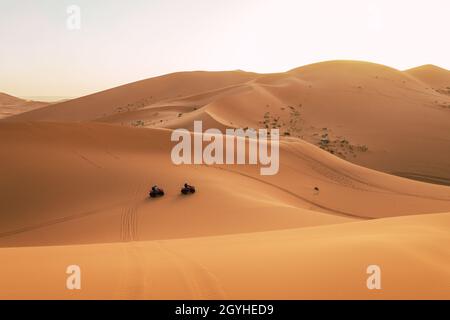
258 106 369 160
1 61 450 299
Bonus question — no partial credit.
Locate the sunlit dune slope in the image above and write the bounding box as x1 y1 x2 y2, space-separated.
405 64 450 90
0 212 448 299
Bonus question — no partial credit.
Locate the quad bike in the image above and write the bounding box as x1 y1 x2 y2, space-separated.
181 183 196 195
149 186 165 198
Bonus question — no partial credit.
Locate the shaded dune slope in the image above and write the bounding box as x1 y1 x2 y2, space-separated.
0 122 449 247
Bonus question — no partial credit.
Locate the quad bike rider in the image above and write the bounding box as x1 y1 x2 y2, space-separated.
149 185 164 198
181 183 196 195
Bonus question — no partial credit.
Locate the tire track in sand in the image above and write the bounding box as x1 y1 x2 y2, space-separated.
120 182 143 242
118 181 147 299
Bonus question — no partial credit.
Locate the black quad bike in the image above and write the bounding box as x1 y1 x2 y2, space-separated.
149 185 165 198
181 183 196 195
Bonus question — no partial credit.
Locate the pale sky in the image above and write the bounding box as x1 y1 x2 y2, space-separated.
1 0 449 99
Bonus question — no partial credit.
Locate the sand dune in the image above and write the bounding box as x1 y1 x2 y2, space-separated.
0 121 449 249
4 71 258 122
0 92 48 119
6 61 450 185
1 60 450 300
205 61 450 184
0 212 448 299
405 64 450 90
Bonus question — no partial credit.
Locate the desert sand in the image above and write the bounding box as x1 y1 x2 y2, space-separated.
0 92 48 119
1 212 449 299
0 61 449 299
7 61 450 185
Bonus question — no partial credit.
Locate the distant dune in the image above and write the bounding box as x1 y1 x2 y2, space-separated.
0 92 48 119
405 64 450 89
1 60 449 299
6 61 450 185
4 71 259 122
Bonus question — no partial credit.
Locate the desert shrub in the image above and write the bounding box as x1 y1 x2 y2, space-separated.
132 120 145 127
357 145 368 152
